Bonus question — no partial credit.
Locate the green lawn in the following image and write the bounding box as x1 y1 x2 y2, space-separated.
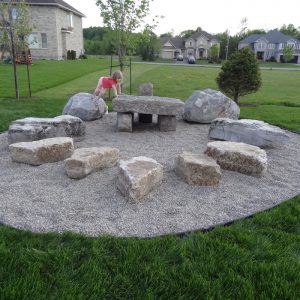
0 59 300 299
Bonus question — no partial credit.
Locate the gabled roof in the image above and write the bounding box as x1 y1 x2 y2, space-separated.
161 37 185 49
0 0 85 17
188 30 216 41
239 34 264 44
264 30 298 43
239 30 300 44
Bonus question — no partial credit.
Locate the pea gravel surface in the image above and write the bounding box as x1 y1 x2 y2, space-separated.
0 113 299 237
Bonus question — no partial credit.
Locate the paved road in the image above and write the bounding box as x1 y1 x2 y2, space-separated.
133 61 300 71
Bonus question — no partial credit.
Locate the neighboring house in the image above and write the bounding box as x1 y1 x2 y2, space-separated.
160 30 219 59
238 30 300 63
0 0 85 60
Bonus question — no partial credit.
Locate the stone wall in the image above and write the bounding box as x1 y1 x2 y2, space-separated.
28 5 83 60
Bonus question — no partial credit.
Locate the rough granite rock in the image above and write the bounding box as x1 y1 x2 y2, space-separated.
116 156 163 203
9 137 74 165
65 147 119 179
139 83 153 96
7 115 85 145
205 141 267 176
183 89 240 123
208 118 290 147
63 92 107 121
117 112 133 132
175 152 221 185
113 95 184 116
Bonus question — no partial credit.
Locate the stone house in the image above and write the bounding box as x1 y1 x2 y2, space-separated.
238 30 300 63
160 30 219 59
0 0 85 60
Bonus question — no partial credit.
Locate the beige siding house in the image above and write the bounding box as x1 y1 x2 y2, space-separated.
161 30 219 60
14 0 85 60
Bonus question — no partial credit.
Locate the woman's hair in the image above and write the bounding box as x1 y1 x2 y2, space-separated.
112 70 123 82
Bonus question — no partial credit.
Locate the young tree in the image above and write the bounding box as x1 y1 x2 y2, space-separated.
0 0 31 99
95 0 156 70
137 28 160 61
216 48 261 104
282 44 294 62
208 44 220 63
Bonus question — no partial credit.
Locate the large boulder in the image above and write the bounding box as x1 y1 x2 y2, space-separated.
7 115 85 145
183 89 240 123
208 118 290 147
63 92 107 121
116 156 163 203
205 141 267 176
9 137 74 166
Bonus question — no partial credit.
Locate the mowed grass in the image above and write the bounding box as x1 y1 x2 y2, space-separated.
1 195 300 299
0 59 300 298
1 60 300 131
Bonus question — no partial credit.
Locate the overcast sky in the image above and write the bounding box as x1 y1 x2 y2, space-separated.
67 0 300 36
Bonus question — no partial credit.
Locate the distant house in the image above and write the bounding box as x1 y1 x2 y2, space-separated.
238 30 300 63
0 0 85 60
160 30 219 59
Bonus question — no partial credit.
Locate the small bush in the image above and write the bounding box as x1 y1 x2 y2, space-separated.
67 50 76 60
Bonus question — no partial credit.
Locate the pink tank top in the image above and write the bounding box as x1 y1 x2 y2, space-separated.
102 77 117 88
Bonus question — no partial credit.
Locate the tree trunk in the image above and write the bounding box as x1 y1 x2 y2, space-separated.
10 33 19 99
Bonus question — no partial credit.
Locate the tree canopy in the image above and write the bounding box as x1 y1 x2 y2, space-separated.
95 0 156 70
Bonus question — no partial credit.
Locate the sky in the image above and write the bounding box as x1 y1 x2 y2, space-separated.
67 0 300 36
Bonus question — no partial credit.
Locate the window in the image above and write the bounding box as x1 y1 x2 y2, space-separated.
27 33 47 49
11 8 18 20
69 13 73 28
190 41 192 46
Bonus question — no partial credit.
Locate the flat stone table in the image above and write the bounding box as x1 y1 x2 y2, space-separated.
112 95 184 132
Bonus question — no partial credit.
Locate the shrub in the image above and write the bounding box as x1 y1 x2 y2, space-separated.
67 50 76 60
216 48 262 104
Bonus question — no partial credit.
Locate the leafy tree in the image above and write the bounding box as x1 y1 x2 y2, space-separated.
136 28 160 61
208 44 220 63
159 32 173 38
95 0 155 71
216 48 261 104
280 24 300 40
179 29 195 38
0 0 31 99
83 26 114 55
282 44 294 62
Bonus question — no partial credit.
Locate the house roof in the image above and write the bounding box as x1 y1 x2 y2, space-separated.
239 30 300 44
0 0 85 17
189 30 216 41
161 37 185 49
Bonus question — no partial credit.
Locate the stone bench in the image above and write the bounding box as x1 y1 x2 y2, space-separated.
9 137 74 165
112 95 184 132
175 152 221 185
65 147 119 179
116 156 163 203
205 141 267 176
7 115 85 145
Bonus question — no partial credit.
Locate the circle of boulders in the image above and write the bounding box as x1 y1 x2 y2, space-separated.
6 87 291 203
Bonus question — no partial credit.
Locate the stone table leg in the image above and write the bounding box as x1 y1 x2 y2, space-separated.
158 115 176 131
117 112 133 132
138 113 153 123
